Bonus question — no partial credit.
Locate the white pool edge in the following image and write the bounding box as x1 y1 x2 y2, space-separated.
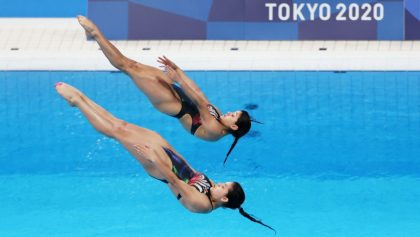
1 18 420 71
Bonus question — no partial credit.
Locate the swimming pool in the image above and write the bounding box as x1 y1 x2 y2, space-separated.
1 71 420 236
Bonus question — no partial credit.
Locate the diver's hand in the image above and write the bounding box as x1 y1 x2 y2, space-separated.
133 144 154 157
164 65 181 82
157 56 178 70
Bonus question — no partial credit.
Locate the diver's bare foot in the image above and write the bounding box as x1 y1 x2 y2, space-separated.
77 15 99 38
55 82 82 106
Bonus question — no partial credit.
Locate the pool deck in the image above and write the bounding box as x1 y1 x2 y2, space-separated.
1 18 420 71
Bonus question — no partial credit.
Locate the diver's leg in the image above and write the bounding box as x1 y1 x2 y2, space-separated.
77 16 181 115
56 82 118 137
55 82 173 178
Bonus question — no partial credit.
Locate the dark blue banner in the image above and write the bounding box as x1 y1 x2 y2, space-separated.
88 0 420 40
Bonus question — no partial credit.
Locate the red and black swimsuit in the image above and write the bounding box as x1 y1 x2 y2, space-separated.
171 84 220 135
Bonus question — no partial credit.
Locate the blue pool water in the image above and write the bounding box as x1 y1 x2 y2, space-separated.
1 71 420 237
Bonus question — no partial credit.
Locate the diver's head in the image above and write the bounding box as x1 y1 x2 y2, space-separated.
221 181 245 209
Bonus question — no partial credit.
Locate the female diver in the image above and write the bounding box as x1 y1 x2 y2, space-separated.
77 15 253 164
55 82 274 231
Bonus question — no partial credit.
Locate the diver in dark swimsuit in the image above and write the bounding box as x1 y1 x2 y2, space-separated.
77 16 254 164
56 82 274 232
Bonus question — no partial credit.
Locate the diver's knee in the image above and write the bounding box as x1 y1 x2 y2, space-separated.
110 120 129 138
120 58 141 73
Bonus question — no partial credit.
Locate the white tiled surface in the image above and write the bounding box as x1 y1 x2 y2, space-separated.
1 18 420 71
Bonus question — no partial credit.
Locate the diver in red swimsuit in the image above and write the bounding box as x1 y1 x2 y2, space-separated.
77 15 255 164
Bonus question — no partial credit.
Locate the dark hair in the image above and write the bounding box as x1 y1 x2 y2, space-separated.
224 110 251 165
223 182 276 233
